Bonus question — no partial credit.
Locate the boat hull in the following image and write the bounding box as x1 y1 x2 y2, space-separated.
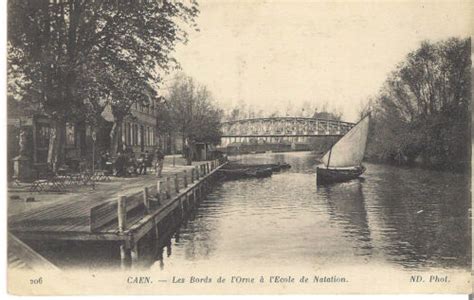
217 167 273 180
316 165 366 184
225 162 291 172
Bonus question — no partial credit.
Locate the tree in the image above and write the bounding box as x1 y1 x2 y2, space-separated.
161 74 223 165
365 38 471 171
8 0 199 169
312 101 342 121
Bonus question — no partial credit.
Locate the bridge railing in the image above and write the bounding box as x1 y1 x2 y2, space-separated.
221 117 354 137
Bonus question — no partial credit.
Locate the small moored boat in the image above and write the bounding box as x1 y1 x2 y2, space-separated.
217 167 273 180
224 162 291 172
316 114 370 184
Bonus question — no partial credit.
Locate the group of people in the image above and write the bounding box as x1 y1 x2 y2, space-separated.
99 147 165 178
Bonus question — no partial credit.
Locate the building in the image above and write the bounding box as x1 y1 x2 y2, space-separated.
121 101 157 154
8 93 160 181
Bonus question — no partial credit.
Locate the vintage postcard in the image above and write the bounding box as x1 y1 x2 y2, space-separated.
6 0 472 295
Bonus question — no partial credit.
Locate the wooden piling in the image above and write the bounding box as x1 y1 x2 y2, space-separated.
166 177 171 199
185 192 190 210
118 196 127 232
154 219 159 240
180 195 185 218
143 187 150 214
196 165 200 179
131 244 138 265
183 170 188 187
191 168 195 183
156 180 163 204
207 162 210 174
174 173 179 193
120 243 129 270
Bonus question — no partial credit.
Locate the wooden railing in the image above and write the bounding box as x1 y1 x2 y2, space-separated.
89 159 222 232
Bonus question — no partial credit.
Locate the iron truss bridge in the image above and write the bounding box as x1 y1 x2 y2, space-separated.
220 117 355 146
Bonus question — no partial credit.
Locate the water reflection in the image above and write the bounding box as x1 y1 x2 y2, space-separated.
319 180 373 257
38 152 469 271
363 164 471 269
143 152 470 272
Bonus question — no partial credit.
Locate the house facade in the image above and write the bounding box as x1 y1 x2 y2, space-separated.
121 101 158 154
8 95 160 180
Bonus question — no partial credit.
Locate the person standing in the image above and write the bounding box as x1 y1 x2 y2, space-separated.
114 152 126 177
138 151 149 175
138 151 150 175
99 151 110 170
155 148 165 178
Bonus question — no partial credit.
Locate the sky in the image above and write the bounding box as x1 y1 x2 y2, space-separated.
168 0 472 122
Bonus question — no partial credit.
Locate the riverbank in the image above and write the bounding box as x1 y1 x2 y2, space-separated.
363 155 470 174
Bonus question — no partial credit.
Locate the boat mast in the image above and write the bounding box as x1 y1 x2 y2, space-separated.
326 147 332 169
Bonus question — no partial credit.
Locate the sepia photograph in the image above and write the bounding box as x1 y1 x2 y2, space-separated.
5 0 472 295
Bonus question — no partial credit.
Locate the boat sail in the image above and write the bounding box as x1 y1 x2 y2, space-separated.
317 114 370 184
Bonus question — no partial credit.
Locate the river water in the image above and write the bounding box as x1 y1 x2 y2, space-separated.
146 151 470 273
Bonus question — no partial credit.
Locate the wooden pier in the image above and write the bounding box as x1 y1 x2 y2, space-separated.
9 159 225 268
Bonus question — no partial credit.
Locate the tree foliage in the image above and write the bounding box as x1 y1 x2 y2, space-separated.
364 38 471 171
157 74 223 163
224 100 342 121
8 0 199 165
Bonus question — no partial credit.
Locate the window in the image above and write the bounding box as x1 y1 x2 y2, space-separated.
148 127 151 146
123 123 127 145
133 124 138 145
66 123 75 146
149 127 152 146
149 127 153 146
36 123 50 148
126 122 132 146
145 127 149 146
124 123 128 145
137 125 142 146
136 124 139 145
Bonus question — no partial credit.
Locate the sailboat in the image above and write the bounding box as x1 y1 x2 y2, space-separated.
316 114 370 184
